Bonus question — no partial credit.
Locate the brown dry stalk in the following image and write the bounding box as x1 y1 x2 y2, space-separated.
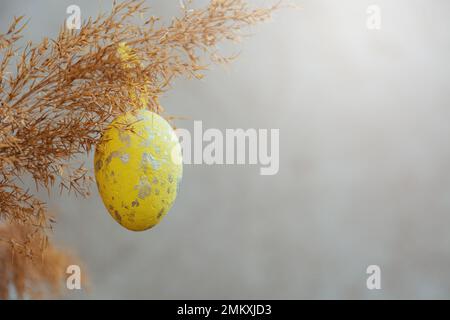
0 0 280 298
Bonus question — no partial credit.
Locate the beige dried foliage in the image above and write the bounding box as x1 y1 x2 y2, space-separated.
0 0 281 298
0 223 84 299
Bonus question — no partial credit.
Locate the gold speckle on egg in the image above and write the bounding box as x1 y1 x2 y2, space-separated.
95 159 103 171
136 176 152 199
120 153 130 163
131 199 139 207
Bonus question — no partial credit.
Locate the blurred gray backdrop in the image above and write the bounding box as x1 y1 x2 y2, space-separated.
2 0 450 299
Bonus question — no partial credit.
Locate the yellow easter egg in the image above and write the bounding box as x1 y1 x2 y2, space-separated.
94 109 183 231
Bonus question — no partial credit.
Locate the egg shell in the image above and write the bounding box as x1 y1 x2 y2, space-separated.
94 109 183 231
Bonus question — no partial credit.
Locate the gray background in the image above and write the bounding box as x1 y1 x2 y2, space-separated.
2 0 450 299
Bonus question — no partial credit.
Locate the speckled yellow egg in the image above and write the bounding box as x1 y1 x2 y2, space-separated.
94 109 183 231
